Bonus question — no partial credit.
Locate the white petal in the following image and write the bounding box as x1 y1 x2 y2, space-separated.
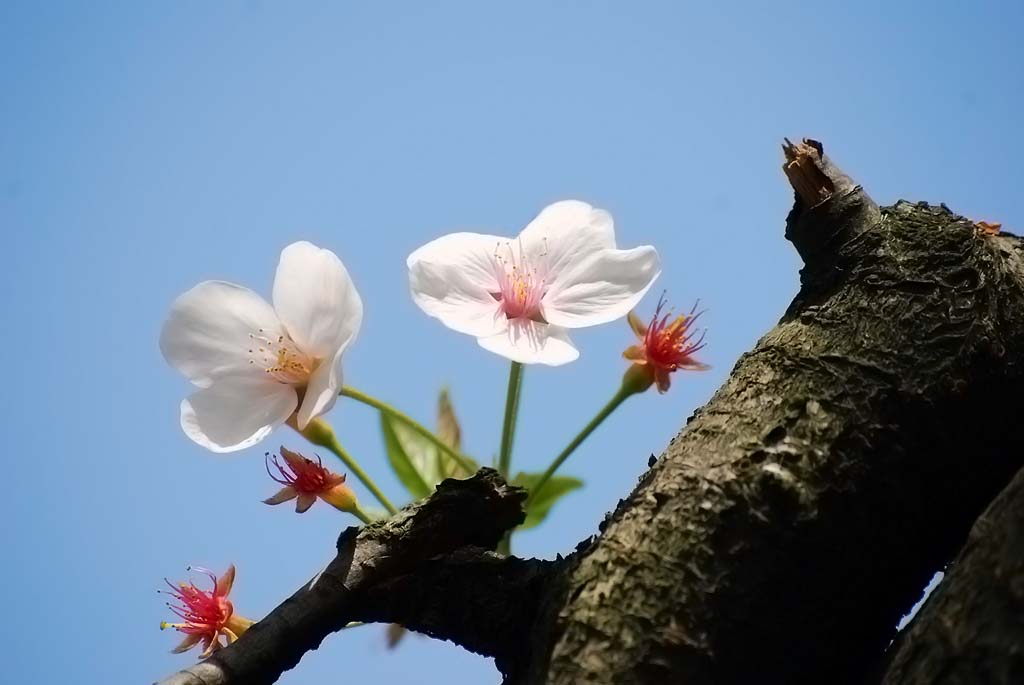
180 378 298 453
406 232 505 290
272 241 363 360
543 246 661 329
295 347 343 430
517 200 616 280
160 281 282 387
477 319 579 366
407 232 508 338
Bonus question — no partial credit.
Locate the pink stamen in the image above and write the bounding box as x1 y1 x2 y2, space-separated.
493 241 546 321
265 450 344 494
160 571 233 635
644 294 706 370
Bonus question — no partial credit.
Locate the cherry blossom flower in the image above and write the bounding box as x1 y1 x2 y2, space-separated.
160 241 362 452
160 565 254 659
623 294 708 393
407 200 660 366
263 446 357 513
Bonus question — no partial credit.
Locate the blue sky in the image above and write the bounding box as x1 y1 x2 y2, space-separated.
2 2 1021 683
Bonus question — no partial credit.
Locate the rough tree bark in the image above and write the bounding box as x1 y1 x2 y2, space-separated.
159 140 1024 685
879 467 1024 684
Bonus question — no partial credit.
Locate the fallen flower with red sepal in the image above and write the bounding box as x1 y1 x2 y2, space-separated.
264 446 359 514
160 564 254 659
623 294 709 394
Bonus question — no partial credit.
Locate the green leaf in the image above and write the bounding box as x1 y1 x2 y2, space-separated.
443 451 480 479
436 388 461 452
379 413 436 499
379 389 481 500
512 472 584 530
437 388 478 477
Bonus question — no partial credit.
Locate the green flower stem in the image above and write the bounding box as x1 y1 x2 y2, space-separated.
350 502 375 525
497 361 524 478
528 380 640 506
290 417 398 515
339 386 477 475
497 533 512 556
322 438 398 516
496 362 525 556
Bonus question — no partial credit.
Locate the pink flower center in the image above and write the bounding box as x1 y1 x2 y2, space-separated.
248 328 314 384
493 241 546 320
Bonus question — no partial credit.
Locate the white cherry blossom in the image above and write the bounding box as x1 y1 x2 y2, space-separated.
160 241 362 452
408 200 660 366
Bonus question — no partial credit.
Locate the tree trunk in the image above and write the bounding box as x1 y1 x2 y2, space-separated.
527 140 1024 684
879 466 1024 685
159 140 1024 685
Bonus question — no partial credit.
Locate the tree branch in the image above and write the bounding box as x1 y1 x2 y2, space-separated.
350 548 556 672
879 466 1024 684
157 468 541 685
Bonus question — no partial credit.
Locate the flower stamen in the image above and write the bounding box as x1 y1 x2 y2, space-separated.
247 328 314 384
265 449 340 493
493 241 546 320
623 293 708 393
